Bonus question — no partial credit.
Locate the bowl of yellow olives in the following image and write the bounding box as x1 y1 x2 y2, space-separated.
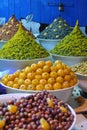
0 60 79 102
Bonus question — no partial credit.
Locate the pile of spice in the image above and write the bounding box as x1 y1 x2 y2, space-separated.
37 16 72 39
0 23 49 60
71 60 87 76
0 14 34 41
0 91 75 130
50 21 87 56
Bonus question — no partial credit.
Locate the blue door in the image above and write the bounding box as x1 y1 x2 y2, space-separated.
30 0 87 26
0 0 87 26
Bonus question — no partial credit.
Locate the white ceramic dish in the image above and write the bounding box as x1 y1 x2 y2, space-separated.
0 56 51 73
0 93 76 130
51 54 87 66
0 40 7 48
79 80 87 92
0 82 79 102
37 38 61 51
76 73 87 80
75 73 87 92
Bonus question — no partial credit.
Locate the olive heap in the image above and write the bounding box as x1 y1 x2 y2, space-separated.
50 21 87 56
0 91 75 130
1 60 78 91
0 23 49 60
37 16 72 39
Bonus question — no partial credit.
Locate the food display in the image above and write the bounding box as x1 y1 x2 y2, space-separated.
71 60 87 76
1 60 78 91
50 21 87 56
71 60 87 93
37 16 72 39
0 14 34 41
0 91 76 130
0 23 49 60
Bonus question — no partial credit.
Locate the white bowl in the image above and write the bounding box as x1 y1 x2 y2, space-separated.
51 54 87 66
37 38 61 51
75 73 87 92
0 82 79 102
79 80 87 92
0 40 7 48
0 56 51 73
0 93 76 130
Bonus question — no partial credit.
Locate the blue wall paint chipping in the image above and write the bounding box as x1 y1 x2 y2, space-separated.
0 0 87 26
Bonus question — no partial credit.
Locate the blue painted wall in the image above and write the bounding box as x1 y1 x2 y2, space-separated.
0 0 87 26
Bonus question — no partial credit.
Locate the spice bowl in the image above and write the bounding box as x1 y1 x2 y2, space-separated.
0 92 76 130
37 38 61 51
51 54 87 66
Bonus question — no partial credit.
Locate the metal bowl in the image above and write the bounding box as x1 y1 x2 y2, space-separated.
51 54 87 66
0 82 79 102
37 38 61 51
75 73 87 93
0 56 51 73
0 40 7 48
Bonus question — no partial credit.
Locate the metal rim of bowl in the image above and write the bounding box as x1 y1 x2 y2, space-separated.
51 53 87 59
0 56 51 62
0 81 79 93
37 38 61 42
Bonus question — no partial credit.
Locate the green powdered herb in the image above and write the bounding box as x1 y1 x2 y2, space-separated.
0 23 49 60
50 21 87 56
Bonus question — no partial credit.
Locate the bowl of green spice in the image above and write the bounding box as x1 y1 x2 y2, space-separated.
0 23 51 72
50 21 87 66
